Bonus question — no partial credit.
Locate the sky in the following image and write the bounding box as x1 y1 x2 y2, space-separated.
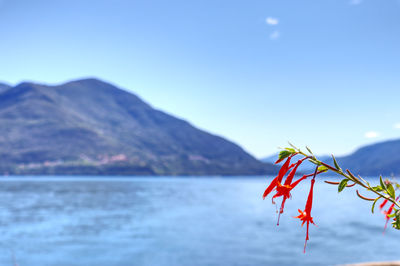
0 0 400 158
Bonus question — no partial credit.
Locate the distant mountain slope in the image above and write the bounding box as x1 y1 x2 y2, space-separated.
0 78 276 175
262 153 332 173
0 83 10 93
337 139 400 176
260 154 278 164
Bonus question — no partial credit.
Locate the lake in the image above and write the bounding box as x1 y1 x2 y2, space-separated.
0 176 398 266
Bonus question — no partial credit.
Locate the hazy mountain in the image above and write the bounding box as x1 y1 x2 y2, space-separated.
337 139 400 176
260 154 278 164
261 139 400 177
0 78 276 175
262 153 332 173
0 83 10 93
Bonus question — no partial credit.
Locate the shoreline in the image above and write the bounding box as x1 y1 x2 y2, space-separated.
343 262 400 266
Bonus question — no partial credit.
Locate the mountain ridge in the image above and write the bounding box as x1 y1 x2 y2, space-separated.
261 138 400 177
0 82 10 93
0 78 276 175
337 139 400 176
262 153 332 173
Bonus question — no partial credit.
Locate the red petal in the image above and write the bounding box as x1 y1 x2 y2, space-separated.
263 156 295 199
284 160 303 185
290 175 308 189
305 179 316 214
380 199 388 210
277 156 293 183
263 177 278 199
383 203 395 232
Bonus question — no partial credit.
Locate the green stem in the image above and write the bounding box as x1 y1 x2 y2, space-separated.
294 147 400 210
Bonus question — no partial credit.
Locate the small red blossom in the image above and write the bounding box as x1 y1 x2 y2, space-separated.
272 159 306 203
263 155 311 224
262 154 296 200
381 196 400 232
379 199 388 210
263 152 322 253
295 178 317 253
294 209 315 227
383 203 395 232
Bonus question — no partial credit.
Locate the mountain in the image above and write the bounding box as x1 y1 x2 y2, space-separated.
262 153 332 173
260 154 278 164
0 78 276 175
0 82 10 93
337 139 400 176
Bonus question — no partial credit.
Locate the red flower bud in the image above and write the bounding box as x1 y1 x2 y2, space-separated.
294 178 317 253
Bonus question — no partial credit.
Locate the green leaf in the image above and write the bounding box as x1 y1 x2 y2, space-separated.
371 196 381 214
387 183 396 199
393 221 400 230
392 215 400 230
380 176 387 190
284 148 296 153
372 185 383 192
278 150 292 161
392 210 400 229
306 146 314 155
308 159 321 165
338 179 349 193
317 165 329 172
288 142 297 149
331 154 341 170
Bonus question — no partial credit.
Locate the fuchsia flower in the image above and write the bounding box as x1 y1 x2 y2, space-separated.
382 203 395 231
263 155 311 224
262 154 296 200
380 199 389 210
263 154 321 253
294 178 317 253
380 196 400 231
264 148 400 253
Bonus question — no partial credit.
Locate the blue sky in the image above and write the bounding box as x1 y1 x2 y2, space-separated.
1 0 400 158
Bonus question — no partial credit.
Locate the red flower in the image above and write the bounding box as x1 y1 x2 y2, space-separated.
383 203 395 231
381 196 400 232
263 154 322 252
273 160 304 201
263 155 311 224
294 177 316 253
275 161 310 214
262 154 296 200
380 199 388 210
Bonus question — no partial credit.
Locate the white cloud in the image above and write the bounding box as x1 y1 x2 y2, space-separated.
394 123 400 129
349 0 363 5
266 17 279 25
269 30 280 40
364 131 379 138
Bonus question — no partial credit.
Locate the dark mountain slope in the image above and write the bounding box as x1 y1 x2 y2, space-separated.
0 78 276 175
0 83 10 93
337 139 400 176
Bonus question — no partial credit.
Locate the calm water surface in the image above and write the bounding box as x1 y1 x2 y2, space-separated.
0 176 398 266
